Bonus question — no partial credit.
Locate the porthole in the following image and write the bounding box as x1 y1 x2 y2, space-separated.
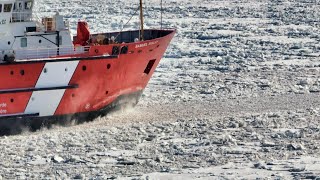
10 98 14 103
43 68 47 73
10 71 14 75
39 40 42 43
107 64 111 69
82 65 87 71
8 41 10 45
20 70 25 76
65 68 68 72
138 50 142 53
105 91 109 95
72 93 75 97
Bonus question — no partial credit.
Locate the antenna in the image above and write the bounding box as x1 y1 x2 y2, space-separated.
139 0 144 41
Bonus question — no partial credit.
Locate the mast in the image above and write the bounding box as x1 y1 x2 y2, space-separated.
139 0 144 40
161 0 163 29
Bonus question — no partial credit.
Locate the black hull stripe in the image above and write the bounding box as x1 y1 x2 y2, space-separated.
0 84 79 94
0 113 40 119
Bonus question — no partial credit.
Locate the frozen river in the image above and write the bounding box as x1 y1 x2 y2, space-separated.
0 0 320 179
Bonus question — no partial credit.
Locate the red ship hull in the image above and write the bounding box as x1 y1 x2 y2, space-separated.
0 29 175 133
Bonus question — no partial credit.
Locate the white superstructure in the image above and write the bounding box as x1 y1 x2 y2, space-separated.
0 0 74 62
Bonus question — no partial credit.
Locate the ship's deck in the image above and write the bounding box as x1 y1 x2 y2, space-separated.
0 29 175 63
77 29 174 44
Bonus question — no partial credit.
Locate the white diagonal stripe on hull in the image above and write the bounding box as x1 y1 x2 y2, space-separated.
25 90 66 117
35 61 79 88
25 61 79 116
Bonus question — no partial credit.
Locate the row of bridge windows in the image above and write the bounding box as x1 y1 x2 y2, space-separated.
14 1 33 11
0 1 32 13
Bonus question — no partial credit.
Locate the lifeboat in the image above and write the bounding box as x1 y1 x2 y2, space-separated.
0 0 175 133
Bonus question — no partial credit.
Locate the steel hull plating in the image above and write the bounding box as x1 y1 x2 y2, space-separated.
0 90 143 135
0 29 175 128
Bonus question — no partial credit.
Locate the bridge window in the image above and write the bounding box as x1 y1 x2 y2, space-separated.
21 38 27 47
0 4 2 12
4 4 12 12
15 2 22 10
25 1 32 10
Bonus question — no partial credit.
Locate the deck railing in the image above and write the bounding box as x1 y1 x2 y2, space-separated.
11 46 90 60
11 12 70 31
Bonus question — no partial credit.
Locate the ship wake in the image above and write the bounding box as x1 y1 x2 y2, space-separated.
0 91 142 136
